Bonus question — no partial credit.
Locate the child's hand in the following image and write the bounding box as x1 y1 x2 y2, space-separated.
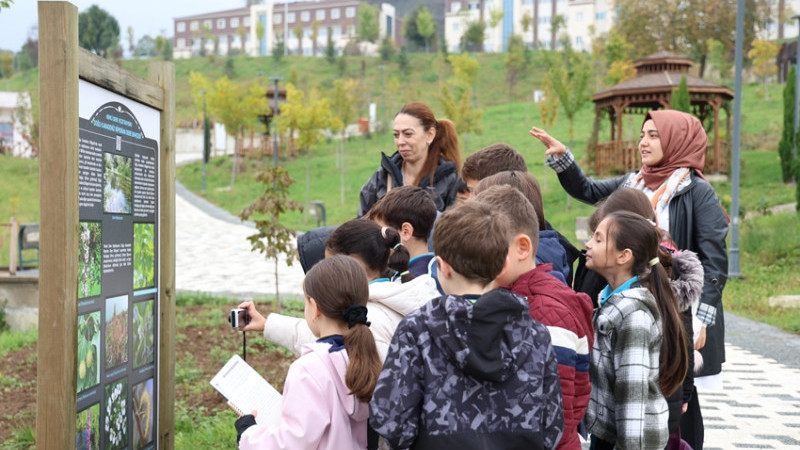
236 301 267 332
529 127 567 159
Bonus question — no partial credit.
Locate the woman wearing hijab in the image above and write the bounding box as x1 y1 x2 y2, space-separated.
530 109 729 450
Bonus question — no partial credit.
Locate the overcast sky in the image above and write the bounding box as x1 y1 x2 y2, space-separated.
0 0 248 53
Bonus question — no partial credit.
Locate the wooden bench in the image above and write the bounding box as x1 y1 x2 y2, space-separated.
18 223 39 270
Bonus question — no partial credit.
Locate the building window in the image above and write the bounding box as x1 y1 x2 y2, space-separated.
347 25 355 36
301 11 310 22
190 21 199 31
304 27 311 37
217 19 226 29
453 23 460 31
332 26 342 36
331 8 341 19
450 2 461 12
576 36 583 46
288 12 296 23
316 9 325 20
244 17 250 26
345 6 355 18
596 12 607 20
231 17 239 28
203 19 212 30
275 13 282 24
177 38 186 48
319 27 327 38
177 21 186 32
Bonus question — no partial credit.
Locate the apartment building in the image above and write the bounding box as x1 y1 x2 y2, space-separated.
173 8 252 59
173 1 396 59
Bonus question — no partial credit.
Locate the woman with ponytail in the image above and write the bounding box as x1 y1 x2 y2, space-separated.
583 211 689 450
358 102 462 216
235 255 381 449
238 219 440 361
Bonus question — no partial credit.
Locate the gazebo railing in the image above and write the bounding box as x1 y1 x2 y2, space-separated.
594 140 639 175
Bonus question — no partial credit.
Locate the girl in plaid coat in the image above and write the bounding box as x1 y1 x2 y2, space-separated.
583 211 689 450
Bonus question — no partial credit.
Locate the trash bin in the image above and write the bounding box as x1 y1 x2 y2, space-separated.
358 118 369 134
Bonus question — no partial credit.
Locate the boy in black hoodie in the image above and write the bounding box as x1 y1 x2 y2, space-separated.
370 201 564 450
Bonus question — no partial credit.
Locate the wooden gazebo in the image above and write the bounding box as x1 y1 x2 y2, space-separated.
589 52 734 175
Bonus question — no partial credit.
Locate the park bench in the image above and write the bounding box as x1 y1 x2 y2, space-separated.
18 223 39 270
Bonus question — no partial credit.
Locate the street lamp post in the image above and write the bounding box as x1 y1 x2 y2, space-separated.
729 0 745 279
379 64 386 130
269 76 283 188
793 14 800 183
201 90 209 193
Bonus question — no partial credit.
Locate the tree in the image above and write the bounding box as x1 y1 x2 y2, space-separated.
613 0 771 77
17 26 38 71
325 30 337 63
379 36 396 61
778 66 795 183
438 53 483 151
396 45 409 75
403 6 427 50
505 34 528 100
357 3 379 54
239 166 303 310
707 38 733 82
78 5 120 58
127 26 135 57
748 39 779 100
0 51 14 79
672 76 691 113
154 35 172 60
255 20 266 55
462 20 486 52
330 79 361 203
416 6 436 53
542 46 592 144
134 35 157 58
1 1 14 9
293 24 303 55
310 20 320 56
273 36 285 63
278 84 341 224
237 24 248 54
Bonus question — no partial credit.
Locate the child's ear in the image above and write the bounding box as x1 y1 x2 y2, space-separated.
435 256 452 280
511 233 533 261
617 248 633 267
307 297 322 319
399 222 414 242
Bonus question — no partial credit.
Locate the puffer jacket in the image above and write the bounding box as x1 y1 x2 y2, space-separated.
263 275 440 361
370 289 564 450
358 151 460 216
508 264 594 450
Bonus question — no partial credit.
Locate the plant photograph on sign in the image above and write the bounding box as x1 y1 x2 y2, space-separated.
104 377 128 450
75 403 100 450
103 152 132 214
77 311 101 392
132 378 154 449
105 295 129 369
133 223 155 290
132 300 154 368
78 221 102 299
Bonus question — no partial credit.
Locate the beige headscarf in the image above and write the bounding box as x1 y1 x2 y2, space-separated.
640 110 709 190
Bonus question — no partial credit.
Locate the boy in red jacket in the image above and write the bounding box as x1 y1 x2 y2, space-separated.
474 184 594 450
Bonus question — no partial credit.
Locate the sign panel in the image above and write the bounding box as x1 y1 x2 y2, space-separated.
77 79 160 450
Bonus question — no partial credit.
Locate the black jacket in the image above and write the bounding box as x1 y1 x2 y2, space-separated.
358 151 460 217
555 161 728 377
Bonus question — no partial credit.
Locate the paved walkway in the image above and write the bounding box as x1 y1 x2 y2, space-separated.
174 152 800 449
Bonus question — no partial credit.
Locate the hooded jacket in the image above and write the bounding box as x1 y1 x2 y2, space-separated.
508 264 594 450
358 151 460 216
370 289 564 450
536 230 572 285
238 340 369 449
263 275 440 361
586 286 668 450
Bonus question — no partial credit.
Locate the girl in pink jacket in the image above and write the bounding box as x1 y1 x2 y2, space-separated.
234 255 382 449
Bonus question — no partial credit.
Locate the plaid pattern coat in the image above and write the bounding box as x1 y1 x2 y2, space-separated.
585 286 668 449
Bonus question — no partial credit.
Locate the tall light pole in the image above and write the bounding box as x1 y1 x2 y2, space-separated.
201 89 209 193
269 76 283 188
379 64 386 130
793 14 800 183
728 0 745 278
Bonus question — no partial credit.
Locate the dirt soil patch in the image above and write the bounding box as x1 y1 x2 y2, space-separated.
0 303 295 445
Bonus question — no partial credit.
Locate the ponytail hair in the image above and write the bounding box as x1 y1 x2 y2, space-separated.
605 211 689 397
303 255 382 403
396 102 462 188
326 218 413 282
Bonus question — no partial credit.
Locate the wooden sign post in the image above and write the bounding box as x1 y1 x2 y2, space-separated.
37 2 175 448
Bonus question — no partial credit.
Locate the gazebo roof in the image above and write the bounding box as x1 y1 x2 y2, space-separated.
592 52 734 103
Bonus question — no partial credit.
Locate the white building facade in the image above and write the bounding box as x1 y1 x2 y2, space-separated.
0 91 34 158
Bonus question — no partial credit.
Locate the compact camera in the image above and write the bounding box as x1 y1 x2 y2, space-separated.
227 308 250 328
